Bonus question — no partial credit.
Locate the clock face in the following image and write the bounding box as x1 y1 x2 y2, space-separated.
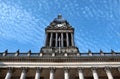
56 23 66 27
56 24 63 27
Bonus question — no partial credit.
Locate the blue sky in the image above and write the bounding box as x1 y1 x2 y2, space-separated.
0 0 120 53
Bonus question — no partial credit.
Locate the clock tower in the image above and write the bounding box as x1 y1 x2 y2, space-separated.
40 15 79 56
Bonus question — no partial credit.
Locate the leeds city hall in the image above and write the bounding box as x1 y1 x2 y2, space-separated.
0 15 120 79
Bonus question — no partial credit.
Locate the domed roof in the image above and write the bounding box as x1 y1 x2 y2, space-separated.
47 15 72 29
53 14 66 23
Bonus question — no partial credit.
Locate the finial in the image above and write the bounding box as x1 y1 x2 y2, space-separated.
28 50 31 53
5 49 8 53
88 49 92 56
100 49 103 53
111 49 114 53
88 49 91 53
58 14 62 19
17 49 20 53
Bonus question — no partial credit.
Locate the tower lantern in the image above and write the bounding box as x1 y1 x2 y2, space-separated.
40 15 79 56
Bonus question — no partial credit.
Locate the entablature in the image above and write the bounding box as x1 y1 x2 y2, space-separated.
45 29 74 33
0 55 120 62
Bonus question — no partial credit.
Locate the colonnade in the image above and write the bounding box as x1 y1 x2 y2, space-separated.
46 32 74 47
5 67 116 79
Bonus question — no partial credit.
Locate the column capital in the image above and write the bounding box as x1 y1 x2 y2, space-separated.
64 67 69 69
6 67 15 73
36 67 42 72
78 67 84 74
92 68 99 79
64 67 69 72
91 67 98 71
78 67 84 71
36 67 41 70
7 67 13 73
7 67 13 70
78 67 84 70
104 67 112 71
21 67 28 73
49 67 56 72
21 67 28 70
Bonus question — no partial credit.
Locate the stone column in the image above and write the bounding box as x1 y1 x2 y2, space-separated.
35 68 41 79
49 33 53 47
64 68 69 79
5 68 12 79
91 68 99 79
61 33 63 47
71 33 74 46
78 68 84 79
55 33 58 47
66 33 69 47
50 68 55 79
45 33 48 47
20 68 27 79
105 67 114 79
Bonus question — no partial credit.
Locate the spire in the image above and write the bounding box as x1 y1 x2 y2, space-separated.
40 15 79 56
5 49 8 53
47 15 72 29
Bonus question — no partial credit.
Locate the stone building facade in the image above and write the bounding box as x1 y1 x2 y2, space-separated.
0 15 120 79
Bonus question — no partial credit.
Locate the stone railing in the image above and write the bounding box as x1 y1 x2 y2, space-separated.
0 49 120 57
0 52 120 57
